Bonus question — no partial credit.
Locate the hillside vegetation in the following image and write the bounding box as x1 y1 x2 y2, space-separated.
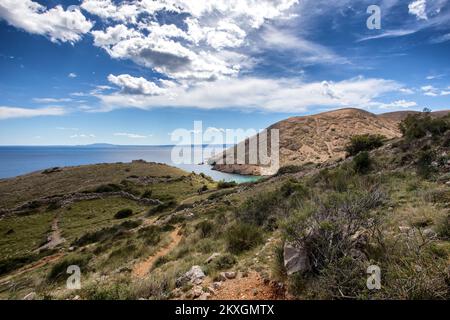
0 111 449 300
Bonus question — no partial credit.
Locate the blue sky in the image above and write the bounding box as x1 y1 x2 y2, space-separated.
0 0 449 145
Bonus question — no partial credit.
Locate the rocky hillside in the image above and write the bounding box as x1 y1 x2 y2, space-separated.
0 111 448 300
211 108 448 175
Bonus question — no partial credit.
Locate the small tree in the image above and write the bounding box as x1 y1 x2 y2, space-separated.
345 134 385 156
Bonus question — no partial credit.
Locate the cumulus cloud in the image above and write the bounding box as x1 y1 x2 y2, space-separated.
409 0 428 20
0 0 93 43
108 74 168 95
95 76 402 113
421 85 439 96
0 106 66 120
87 0 299 82
68 73 77 78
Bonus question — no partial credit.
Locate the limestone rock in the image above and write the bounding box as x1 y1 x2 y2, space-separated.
176 265 205 287
283 242 310 275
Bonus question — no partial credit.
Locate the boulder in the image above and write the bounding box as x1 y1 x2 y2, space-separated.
224 271 236 279
176 265 205 287
283 242 310 275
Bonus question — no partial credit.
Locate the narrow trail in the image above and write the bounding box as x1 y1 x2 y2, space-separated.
132 227 182 278
211 272 283 300
0 253 64 284
35 216 65 252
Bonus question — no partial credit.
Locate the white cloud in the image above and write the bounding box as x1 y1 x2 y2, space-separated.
114 132 148 139
421 85 444 96
95 76 402 113
409 0 428 20
87 0 299 82
0 0 93 43
260 25 348 65
358 29 418 42
399 87 415 94
33 98 72 103
70 134 96 138
378 99 418 109
107 74 167 95
56 127 79 131
68 73 77 78
0 106 66 120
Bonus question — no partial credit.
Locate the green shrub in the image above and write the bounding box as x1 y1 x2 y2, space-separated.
399 112 450 140
353 151 372 174
226 223 264 254
83 281 132 300
137 226 161 246
94 183 122 193
210 253 236 270
280 179 309 198
208 189 235 200
114 208 133 219
436 214 450 240
195 220 215 238
148 200 178 215
0 249 56 276
276 165 303 175
217 180 237 189
73 222 137 246
238 191 281 227
416 149 436 178
310 167 355 192
345 134 385 156
141 190 153 199
47 254 91 282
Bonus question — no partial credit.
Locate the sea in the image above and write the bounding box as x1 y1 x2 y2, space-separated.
0 145 260 183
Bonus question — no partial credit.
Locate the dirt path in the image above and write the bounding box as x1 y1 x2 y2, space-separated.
36 216 65 252
0 253 64 284
132 227 182 278
211 272 284 300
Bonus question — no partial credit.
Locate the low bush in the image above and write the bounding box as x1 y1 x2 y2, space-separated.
210 253 237 270
137 225 161 246
217 180 237 189
94 184 122 193
114 208 133 219
0 249 57 276
141 190 153 199
226 223 264 254
416 149 436 178
353 151 372 174
73 221 137 246
195 220 215 238
399 112 450 140
47 254 91 282
345 134 385 156
148 200 178 215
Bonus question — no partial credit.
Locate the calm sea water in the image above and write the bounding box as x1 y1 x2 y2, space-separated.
0 146 259 183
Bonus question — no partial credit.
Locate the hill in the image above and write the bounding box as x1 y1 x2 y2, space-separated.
0 111 449 300
210 108 448 175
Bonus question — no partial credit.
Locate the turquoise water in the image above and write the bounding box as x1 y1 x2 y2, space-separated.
0 145 260 183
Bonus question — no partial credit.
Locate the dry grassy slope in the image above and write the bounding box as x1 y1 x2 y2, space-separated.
0 161 187 210
212 108 448 175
